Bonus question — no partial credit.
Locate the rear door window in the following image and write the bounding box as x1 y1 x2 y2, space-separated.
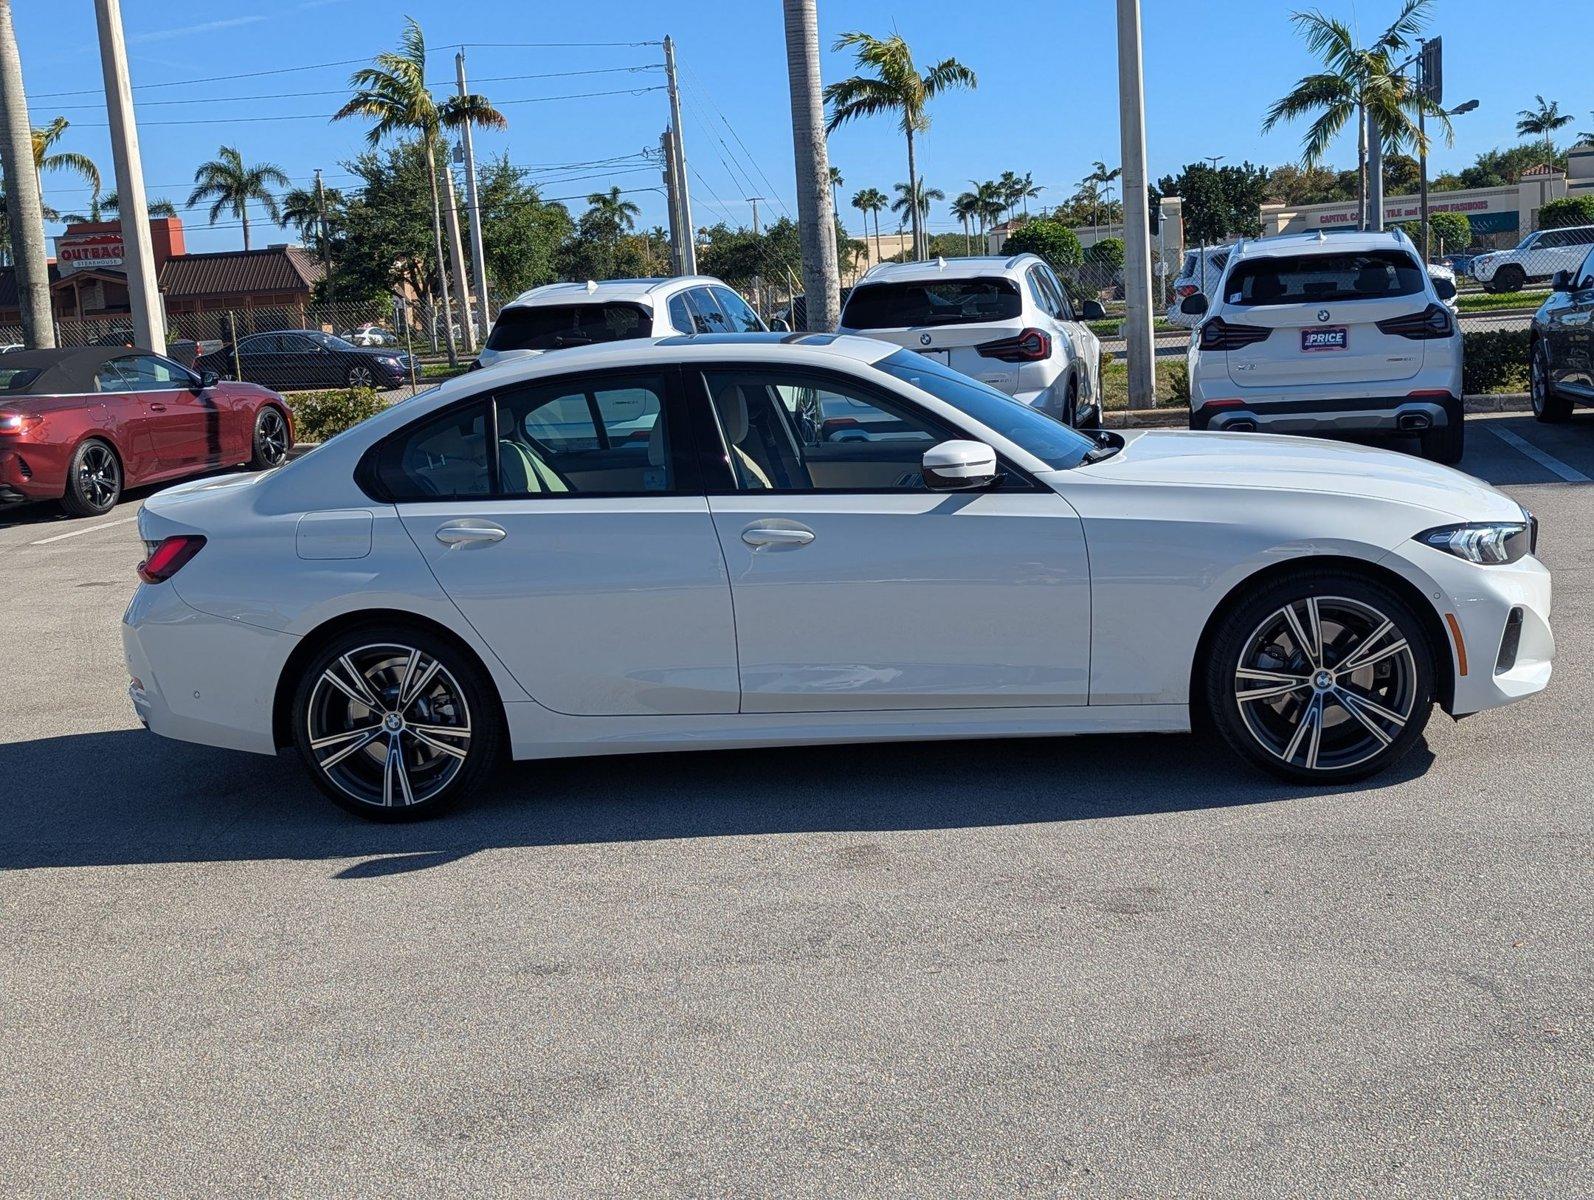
710 286 764 332
1224 251 1426 306
485 303 652 352
686 288 733 333
841 278 1023 328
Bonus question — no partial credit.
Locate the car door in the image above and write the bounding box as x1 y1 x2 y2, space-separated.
1039 264 1100 401
232 334 277 387
114 353 223 472
91 358 158 483
380 368 740 716
691 363 1092 712
276 333 326 388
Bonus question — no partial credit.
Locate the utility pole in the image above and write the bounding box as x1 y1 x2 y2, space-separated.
440 145 475 351
0 0 52 346
456 49 491 329
1367 117 1384 232
661 128 684 273
94 0 162 353
1116 0 1155 406
663 36 696 274
313 167 329 267
748 196 764 318
781 0 840 332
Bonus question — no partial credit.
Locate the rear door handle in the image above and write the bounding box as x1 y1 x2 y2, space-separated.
741 524 814 548
435 519 507 547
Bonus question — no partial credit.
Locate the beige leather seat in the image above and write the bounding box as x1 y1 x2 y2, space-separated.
714 385 773 490
498 437 568 495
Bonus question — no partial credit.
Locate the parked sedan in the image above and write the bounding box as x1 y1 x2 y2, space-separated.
124 334 1551 819
1530 244 1594 422
0 346 291 515
199 330 414 391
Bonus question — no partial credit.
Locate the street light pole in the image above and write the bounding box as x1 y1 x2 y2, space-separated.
1116 0 1155 407
94 0 164 354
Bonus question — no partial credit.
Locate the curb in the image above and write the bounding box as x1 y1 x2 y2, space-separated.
1106 393 1532 429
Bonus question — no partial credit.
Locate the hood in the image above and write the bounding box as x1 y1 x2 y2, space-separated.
1076 429 1523 522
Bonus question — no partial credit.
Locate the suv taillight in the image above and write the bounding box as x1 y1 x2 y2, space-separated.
138 535 206 584
1175 283 1198 299
977 328 1051 362
1377 303 1454 340
1198 318 1272 351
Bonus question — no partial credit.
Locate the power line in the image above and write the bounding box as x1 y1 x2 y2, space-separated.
681 67 792 221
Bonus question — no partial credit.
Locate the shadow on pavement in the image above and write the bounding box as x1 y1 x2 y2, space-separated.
3 727 1434 875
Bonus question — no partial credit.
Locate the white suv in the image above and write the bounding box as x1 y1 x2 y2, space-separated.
1470 224 1594 293
1185 229 1465 463
837 254 1105 428
477 276 763 369
1166 243 1235 329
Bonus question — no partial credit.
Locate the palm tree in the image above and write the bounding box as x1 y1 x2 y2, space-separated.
333 17 507 364
1263 0 1450 230
824 31 975 262
851 186 888 264
93 190 177 219
32 116 100 212
972 179 1005 234
950 191 980 254
783 0 841 330
585 185 640 251
1015 171 1043 218
1 0 54 341
1515 95 1572 140
827 165 843 216
185 146 288 251
890 179 943 246
1582 112 1594 146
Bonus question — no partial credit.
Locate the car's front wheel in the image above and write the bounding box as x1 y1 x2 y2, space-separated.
1204 573 1435 784
347 364 376 389
291 627 503 819
248 405 290 470
1531 340 1573 423
1492 264 1526 293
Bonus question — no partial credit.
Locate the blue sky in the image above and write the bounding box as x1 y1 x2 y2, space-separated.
11 0 1581 255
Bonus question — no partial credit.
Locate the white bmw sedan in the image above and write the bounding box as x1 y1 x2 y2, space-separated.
124 334 1552 819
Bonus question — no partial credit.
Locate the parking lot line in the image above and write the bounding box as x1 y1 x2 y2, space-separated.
1488 426 1591 483
29 516 138 546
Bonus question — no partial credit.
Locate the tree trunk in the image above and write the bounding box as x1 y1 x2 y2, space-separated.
872 210 881 265
423 130 459 366
905 129 922 261
963 217 970 255
0 0 54 347
781 0 840 331
241 207 250 251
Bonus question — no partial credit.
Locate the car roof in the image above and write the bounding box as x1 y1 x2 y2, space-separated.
1231 229 1418 260
0 345 164 395
856 254 1035 285
501 276 729 308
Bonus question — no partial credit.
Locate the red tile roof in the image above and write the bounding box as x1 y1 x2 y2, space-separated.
157 246 324 299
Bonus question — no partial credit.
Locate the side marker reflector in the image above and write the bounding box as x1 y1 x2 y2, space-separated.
1444 612 1469 677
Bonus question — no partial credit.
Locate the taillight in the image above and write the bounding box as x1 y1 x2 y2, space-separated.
0 410 40 435
1198 318 1272 351
977 327 1051 362
1175 283 1198 299
1377 303 1454 340
137 535 206 584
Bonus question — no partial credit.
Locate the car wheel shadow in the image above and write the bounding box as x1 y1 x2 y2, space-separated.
2 727 1435 875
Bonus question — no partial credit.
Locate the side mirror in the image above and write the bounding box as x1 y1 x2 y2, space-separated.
1080 299 1107 321
1551 269 1574 293
1180 293 1209 317
922 439 999 492
1431 276 1457 301
196 370 219 389
770 317 791 333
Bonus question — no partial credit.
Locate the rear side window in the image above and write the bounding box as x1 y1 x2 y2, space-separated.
711 286 764 332
374 401 492 500
485 303 651 352
1224 251 1425 307
841 278 1023 328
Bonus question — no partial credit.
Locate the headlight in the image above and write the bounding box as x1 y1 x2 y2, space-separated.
377 356 400 367
1418 522 1533 564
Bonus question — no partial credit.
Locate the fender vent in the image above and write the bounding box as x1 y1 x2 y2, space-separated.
1495 608 1524 675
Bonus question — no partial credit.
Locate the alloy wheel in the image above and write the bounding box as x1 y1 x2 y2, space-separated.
256 408 288 465
305 643 473 809
1233 595 1417 772
348 365 375 388
78 443 120 509
1531 347 1546 416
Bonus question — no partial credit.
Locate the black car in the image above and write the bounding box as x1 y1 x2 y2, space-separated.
1530 247 1594 423
198 330 414 391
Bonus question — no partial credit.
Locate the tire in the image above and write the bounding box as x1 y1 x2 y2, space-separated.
290 626 504 820
1530 340 1573 423
346 364 376 389
1203 572 1435 785
1420 418 1465 465
60 438 122 517
247 405 290 470
1493 264 1525 293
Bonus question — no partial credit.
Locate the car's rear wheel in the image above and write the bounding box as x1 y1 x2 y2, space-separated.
247 405 290 470
61 438 122 516
1204 573 1435 784
1420 417 1465 465
1531 340 1573 423
291 628 503 819
347 364 376 389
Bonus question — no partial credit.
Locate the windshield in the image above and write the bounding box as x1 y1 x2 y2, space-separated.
878 350 1095 470
842 278 1023 329
1223 250 1425 307
486 302 651 351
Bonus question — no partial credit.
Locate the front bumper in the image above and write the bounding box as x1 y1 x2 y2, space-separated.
123 581 298 756
1379 540 1553 717
1190 393 1463 435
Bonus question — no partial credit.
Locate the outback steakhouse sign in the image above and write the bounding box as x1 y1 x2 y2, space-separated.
56 232 125 274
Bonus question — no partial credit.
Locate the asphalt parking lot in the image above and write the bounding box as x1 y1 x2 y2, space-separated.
3 413 1590 1197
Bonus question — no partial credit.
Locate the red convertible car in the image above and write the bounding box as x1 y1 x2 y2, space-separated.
0 346 292 516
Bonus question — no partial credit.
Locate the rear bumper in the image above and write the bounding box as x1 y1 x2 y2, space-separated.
123 581 296 756
0 442 67 502
1189 393 1463 435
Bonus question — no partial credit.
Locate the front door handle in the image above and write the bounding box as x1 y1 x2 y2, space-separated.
741 524 814 548
148 403 167 412
435 519 507 547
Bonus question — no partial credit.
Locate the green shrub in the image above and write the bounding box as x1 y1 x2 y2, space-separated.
1537 196 1594 230
1001 219 1083 272
286 388 388 443
1165 359 1190 405
1462 329 1531 395
1084 237 1125 272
